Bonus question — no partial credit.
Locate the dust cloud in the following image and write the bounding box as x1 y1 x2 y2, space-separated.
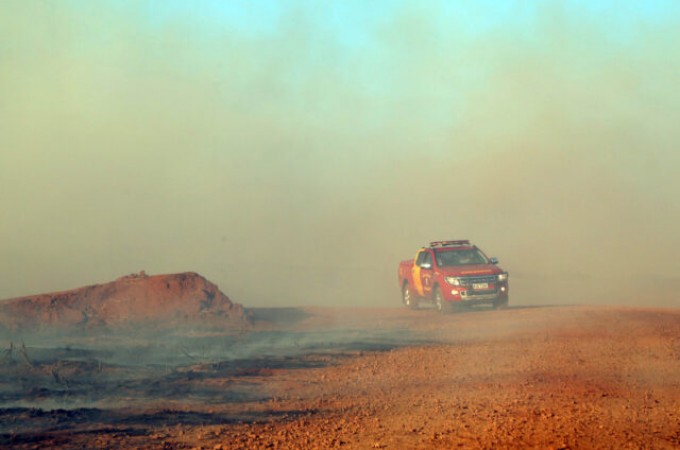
1 2 679 308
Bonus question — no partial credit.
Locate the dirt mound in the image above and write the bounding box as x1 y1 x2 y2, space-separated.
0 272 249 332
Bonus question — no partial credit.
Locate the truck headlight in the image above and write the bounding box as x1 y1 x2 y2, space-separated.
497 273 508 282
446 276 461 286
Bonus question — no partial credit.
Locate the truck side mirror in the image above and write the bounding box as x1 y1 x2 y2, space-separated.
490 257 498 264
420 262 432 270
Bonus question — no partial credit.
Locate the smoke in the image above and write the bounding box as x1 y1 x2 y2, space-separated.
1 1 679 307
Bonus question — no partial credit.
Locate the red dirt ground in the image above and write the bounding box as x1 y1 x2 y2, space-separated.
3 304 679 449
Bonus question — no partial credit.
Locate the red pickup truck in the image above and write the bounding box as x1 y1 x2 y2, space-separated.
398 240 509 312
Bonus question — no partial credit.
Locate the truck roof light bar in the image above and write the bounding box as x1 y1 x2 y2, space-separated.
429 240 471 248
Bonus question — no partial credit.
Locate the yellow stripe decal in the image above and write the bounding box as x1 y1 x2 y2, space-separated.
412 251 424 296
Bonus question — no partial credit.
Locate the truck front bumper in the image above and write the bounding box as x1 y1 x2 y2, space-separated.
443 283 509 305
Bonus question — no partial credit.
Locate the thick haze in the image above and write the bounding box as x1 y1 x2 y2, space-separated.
1 1 679 307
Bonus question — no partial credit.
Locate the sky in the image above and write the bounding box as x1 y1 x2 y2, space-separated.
1 0 679 308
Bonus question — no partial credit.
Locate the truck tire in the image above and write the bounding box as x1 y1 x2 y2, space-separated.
402 283 418 310
433 287 446 313
493 298 509 310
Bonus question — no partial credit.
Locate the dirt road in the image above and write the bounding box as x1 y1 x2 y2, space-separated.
2 305 680 449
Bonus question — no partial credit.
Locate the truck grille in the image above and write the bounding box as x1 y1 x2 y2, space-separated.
459 275 497 286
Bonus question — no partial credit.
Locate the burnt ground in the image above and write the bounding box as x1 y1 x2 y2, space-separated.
1 305 680 449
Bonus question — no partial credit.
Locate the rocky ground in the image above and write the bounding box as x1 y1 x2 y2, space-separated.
1 304 680 449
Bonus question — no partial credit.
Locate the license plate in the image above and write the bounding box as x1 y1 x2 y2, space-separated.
472 283 489 290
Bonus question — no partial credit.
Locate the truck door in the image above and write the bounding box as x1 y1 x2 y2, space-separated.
412 250 434 297
419 251 434 297
412 250 426 296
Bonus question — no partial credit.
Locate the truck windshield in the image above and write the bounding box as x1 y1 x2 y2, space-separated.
436 249 488 267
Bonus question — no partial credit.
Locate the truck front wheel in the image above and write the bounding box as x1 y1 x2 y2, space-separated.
403 284 418 310
493 298 509 310
433 287 446 313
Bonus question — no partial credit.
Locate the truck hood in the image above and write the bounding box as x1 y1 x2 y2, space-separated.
437 264 503 277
